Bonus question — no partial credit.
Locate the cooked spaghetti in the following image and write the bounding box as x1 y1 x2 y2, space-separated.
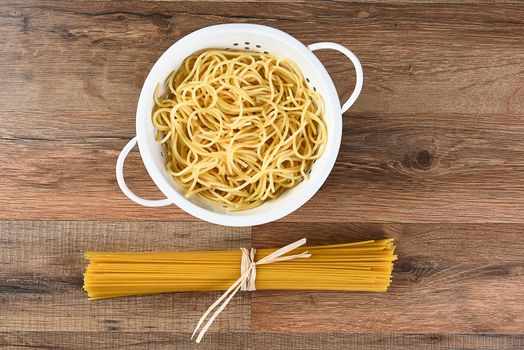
83 239 396 300
152 49 326 211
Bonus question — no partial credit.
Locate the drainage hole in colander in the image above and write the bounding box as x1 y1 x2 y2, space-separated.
245 47 250 50
263 51 269 54
256 45 261 48
313 87 317 91
245 42 250 45
233 43 239 46
306 78 310 83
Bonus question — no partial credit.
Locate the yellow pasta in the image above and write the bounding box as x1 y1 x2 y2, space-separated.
152 49 326 211
83 239 396 300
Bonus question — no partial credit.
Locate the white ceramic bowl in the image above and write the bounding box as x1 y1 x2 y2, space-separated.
116 23 363 227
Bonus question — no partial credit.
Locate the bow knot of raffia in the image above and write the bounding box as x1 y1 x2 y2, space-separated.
192 238 311 343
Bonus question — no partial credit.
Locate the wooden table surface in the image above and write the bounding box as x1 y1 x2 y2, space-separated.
1 1 523 349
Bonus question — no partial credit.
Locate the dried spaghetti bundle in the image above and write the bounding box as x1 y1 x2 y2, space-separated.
83 239 396 300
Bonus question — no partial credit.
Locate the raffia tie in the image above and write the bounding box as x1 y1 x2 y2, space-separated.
192 238 311 343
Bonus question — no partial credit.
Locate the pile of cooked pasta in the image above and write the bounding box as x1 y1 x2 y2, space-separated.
83 239 396 300
152 49 326 211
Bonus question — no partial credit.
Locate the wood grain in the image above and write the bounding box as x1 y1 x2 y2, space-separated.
1 1 524 349
252 223 524 333
0 332 521 350
1 1 524 222
0 221 251 332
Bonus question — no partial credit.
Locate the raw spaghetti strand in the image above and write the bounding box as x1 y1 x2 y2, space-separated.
152 49 326 211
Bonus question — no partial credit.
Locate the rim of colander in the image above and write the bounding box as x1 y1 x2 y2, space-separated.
136 23 342 227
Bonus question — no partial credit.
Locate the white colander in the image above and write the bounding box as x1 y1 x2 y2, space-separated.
116 23 363 227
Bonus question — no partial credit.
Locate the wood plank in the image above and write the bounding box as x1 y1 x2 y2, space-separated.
1 1 524 222
1 1 523 113
0 332 521 350
0 221 251 332
1 111 523 222
252 223 524 333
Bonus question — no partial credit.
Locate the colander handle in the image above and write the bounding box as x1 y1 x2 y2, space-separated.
116 137 172 207
308 42 363 113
